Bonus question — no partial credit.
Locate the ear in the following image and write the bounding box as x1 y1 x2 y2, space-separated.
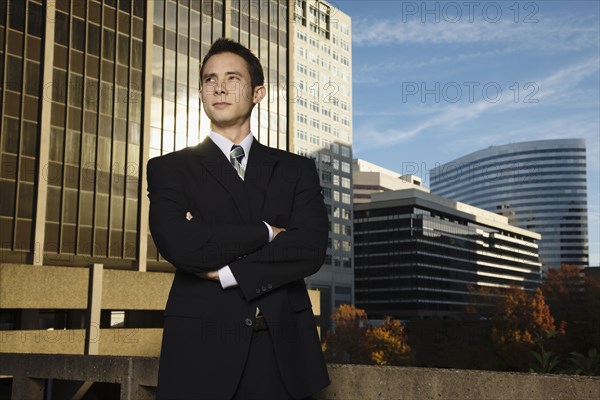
253 85 266 104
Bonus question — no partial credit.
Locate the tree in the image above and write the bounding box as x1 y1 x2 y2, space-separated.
324 304 371 364
491 287 559 371
366 316 412 366
324 305 412 366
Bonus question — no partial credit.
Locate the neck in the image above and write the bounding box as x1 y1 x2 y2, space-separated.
211 122 251 144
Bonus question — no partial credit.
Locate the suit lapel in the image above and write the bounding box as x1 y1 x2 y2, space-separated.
193 137 251 218
244 140 279 220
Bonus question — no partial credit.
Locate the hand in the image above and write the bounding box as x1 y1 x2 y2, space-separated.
196 270 219 281
272 225 286 239
185 212 193 221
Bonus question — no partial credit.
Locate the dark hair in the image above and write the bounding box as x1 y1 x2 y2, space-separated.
199 38 265 89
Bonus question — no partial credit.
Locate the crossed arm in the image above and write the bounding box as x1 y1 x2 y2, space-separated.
194 222 285 282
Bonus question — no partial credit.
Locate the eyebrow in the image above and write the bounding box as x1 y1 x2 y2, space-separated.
202 71 243 80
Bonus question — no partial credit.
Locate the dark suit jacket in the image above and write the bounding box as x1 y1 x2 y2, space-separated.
147 137 330 399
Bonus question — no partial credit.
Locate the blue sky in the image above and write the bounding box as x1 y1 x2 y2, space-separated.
333 0 600 266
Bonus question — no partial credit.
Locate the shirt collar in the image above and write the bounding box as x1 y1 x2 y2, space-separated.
209 131 254 165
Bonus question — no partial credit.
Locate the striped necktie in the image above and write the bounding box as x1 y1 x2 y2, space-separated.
230 144 245 179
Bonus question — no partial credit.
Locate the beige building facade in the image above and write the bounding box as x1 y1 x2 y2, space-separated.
289 0 354 328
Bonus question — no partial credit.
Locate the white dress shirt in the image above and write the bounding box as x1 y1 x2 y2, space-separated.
208 131 274 289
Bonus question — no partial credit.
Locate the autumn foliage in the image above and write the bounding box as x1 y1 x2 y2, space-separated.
324 266 599 373
491 287 562 370
323 305 412 366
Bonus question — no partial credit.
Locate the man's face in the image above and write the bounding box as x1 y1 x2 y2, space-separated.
200 52 264 130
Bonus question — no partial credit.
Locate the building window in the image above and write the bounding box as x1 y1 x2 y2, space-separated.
342 241 351 252
333 223 340 234
296 129 307 141
343 209 351 220
297 46 306 58
343 224 352 235
341 146 350 158
309 133 319 145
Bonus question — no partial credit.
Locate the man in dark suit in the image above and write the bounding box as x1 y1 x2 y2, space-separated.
148 38 330 399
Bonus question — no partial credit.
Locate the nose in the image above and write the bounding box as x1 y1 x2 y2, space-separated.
214 81 227 95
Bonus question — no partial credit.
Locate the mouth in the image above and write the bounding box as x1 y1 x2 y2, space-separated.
212 102 231 109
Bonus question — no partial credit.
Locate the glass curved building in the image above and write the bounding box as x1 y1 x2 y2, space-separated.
430 139 588 270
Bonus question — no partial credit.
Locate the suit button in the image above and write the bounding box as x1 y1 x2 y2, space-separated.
245 318 253 327
267 283 273 289
255 288 261 294
261 286 267 292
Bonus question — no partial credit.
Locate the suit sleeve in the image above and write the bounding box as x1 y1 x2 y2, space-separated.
147 158 269 274
229 159 328 301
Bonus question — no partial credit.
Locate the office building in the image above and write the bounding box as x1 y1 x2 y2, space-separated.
430 139 589 271
354 187 542 320
0 0 290 270
289 0 354 325
353 158 426 203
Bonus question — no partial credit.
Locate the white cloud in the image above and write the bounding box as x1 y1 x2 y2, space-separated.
353 14 599 51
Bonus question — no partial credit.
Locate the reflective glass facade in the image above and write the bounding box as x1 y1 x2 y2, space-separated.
354 190 542 320
0 0 290 269
0 0 43 256
430 139 588 270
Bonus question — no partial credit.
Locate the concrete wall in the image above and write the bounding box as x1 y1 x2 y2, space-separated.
1 355 598 400
319 364 600 399
0 264 322 355
0 264 89 309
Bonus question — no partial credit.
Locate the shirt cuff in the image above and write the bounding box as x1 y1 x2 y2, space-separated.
263 221 274 242
218 266 239 289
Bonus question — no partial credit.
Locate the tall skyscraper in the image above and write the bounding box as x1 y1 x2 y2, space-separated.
430 139 589 271
0 0 291 270
289 0 353 327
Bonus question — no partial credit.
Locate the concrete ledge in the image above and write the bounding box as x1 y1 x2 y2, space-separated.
0 353 157 400
318 364 600 400
1 354 598 399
